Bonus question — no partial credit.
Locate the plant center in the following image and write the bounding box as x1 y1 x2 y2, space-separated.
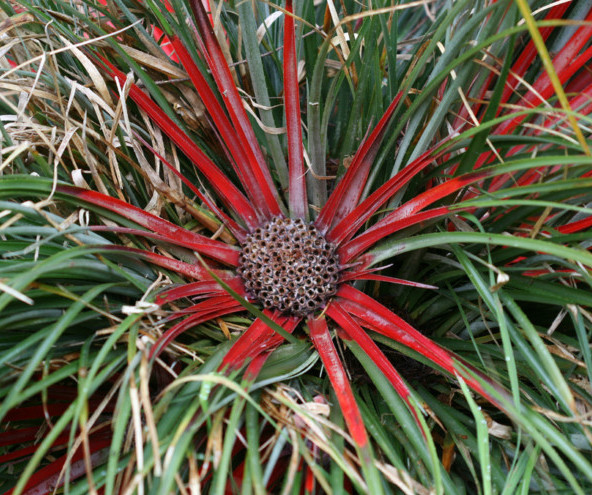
238 217 340 316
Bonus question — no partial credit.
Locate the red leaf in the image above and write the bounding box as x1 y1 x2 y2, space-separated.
340 206 455 264
451 71 496 133
243 353 270 382
90 225 239 266
95 55 260 230
0 427 40 447
156 278 245 305
150 295 244 359
316 92 403 233
558 215 592 234
97 244 232 281
3 403 71 422
326 302 424 431
498 3 571 109
131 130 246 241
220 311 300 371
327 141 451 245
336 285 511 412
284 0 307 219
484 80 592 192
340 271 438 290
466 7 592 173
308 315 368 447
491 7 592 138
0 425 109 463
0 444 41 465
188 0 282 219
167 293 245 319
172 37 282 220
3 439 110 495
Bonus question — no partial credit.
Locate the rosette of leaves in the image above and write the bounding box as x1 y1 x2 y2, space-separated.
1 0 592 494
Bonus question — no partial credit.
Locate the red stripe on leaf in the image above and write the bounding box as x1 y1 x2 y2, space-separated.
308 315 368 447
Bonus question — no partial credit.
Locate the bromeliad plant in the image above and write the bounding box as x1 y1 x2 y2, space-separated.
2 0 592 493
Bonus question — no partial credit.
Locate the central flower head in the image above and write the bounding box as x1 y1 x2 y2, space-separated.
238 217 340 316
